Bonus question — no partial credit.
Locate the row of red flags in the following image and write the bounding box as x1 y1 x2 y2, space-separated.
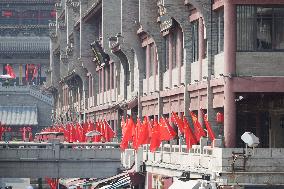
0 125 33 141
42 120 115 143
120 109 216 152
3 64 38 80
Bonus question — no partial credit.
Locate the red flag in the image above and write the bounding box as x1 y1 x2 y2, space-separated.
75 123 83 142
120 116 135 150
65 124 71 142
5 64 16 78
103 120 115 142
189 111 206 142
0 126 3 141
171 112 184 134
132 119 141 150
93 121 102 142
137 116 151 146
83 121 88 132
100 121 106 139
200 109 216 141
87 121 95 132
70 124 76 143
29 132 33 141
81 122 88 142
183 117 198 149
121 117 127 137
45 178 58 189
159 117 177 141
58 124 67 142
150 118 161 152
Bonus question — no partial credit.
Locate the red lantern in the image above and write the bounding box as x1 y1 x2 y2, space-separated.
216 112 224 123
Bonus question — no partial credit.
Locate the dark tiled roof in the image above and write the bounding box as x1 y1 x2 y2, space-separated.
0 37 49 54
0 105 38 126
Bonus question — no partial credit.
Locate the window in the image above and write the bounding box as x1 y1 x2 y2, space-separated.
149 44 153 77
192 20 199 61
145 43 158 77
217 9 224 53
237 5 284 51
165 25 183 70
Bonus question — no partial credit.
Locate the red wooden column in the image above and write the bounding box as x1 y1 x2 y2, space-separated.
198 17 205 121
224 1 237 147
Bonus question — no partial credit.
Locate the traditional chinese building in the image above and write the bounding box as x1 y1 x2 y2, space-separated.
48 0 284 188
0 0 55 134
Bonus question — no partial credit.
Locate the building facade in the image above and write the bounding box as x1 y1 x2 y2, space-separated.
0 0 55 135
48 0 284 188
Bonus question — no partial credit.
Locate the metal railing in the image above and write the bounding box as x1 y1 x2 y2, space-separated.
0 141 120 149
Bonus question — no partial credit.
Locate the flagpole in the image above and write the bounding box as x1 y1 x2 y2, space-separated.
178 112 182 152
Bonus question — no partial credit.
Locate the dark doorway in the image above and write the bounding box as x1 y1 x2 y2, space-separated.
236 93 284 148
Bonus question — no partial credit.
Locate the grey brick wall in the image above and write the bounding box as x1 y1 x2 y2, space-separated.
236 52 284 76
102 0 121 53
